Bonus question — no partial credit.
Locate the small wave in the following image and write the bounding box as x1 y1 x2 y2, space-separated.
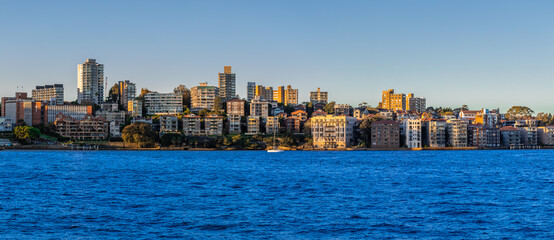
370 223 397 228
436 209 474 215
168 221 193 228
193 223 237 231
349 214 366 219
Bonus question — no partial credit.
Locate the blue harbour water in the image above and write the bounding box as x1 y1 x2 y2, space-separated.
0 150 553 239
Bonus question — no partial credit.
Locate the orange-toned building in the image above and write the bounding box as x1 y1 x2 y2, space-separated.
291 110 308 122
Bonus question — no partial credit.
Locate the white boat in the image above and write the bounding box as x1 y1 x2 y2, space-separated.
267 129 284 153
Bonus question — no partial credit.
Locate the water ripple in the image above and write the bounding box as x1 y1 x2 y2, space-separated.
0 150 552 239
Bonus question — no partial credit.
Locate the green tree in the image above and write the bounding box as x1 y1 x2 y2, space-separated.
14 126 31 140
14 126 40 144
121 122 157 148
29 127 41 139
108 83 120 103
138 88 152 99
160 133 184 147
198 109 211 117
359 116 385 145
505 106 534 120
230 135 245 148
302 120 312 137
283 104 295 115
213 96 224 113
323 101 336 114
536 112 552 126
223 137 232 146
174 85 192 108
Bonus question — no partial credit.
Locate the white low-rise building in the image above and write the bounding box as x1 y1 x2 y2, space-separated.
144 92 182 115
0 117 13 132
403 119 422 148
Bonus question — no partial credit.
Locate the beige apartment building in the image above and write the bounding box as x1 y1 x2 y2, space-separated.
247 116 261 135
446 119 468 147
182 114 202 136
160 115 179 133
191 82 219 109
226 99 245 116
32 84 64 104
228 114 242 134
311 115 356 149
95 110 126 126
334 104 351 116
204 115 223 136
424 120 446 148
250 96 270 120
54 114 108 141
266 116 280 134
310 88 328 104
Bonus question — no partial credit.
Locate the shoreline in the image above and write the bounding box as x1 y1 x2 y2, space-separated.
2 145 551 151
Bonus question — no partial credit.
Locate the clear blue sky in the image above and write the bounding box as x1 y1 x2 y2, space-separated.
1 1 553 112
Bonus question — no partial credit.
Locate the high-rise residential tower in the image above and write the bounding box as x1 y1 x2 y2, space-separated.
118 80 136 110
77 59 104 104
247 82 256 101
273 86 285 103
218 66 236 101
284 85 298 106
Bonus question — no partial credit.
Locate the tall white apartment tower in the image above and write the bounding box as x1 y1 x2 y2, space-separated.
77 59 104 104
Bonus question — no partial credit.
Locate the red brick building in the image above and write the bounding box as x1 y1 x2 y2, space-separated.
371 120 400 148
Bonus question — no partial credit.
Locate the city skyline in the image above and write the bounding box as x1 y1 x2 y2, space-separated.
1 1 554 112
